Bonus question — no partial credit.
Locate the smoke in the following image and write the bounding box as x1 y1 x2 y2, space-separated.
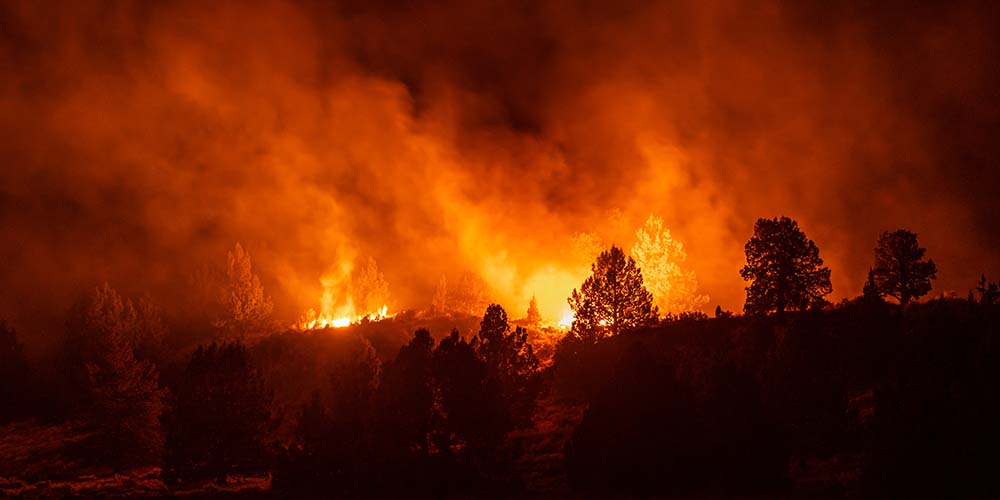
1 0 998 345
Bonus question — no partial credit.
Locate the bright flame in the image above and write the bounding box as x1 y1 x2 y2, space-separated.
299 303 390 330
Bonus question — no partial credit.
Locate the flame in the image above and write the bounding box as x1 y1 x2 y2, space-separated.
299 303 390 330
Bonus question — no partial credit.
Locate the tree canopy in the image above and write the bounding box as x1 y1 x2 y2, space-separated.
568 246 658 341
631 215 709 314
217 243 273 340
740 216 832 315
871 229 937 305
474 305 540 427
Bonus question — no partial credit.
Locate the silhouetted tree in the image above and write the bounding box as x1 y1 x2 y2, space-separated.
871 230 937 305
432 329 508 463
568 343 702 495
567 246 658 342
714 305 734 318
326 338 381 464
632 215 709 314
377 329 435 458
741 217 832 315
862 268 884 302
526 295 542 325
216 243 273 340
976 275 1000 305
278 338 381 493
164 342 272 484
474 305 541 427
64 284 165 468
0 321 29 423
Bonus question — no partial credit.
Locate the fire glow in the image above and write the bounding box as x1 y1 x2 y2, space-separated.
300 304 389 330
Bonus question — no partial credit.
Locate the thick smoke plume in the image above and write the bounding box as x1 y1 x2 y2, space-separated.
2 0 998 346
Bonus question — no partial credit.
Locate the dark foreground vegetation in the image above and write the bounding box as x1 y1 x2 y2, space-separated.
2 221 998 498
3 296 999 498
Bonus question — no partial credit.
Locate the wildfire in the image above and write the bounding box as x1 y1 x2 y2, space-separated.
300 304 390 330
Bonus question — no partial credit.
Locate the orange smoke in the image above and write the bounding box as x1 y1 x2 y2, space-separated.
1 0 998 345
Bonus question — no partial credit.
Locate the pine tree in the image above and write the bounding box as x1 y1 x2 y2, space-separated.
164 342 272 484
862 268 884 302
350 256 389 315
526 295 542 325
65 284 165 468
217 243 273 340
871 230 937 305
377 329 435 457
740 217 832 315
474 305 540 427
567 246 658 341
432 329 508 459
0 321 29 423
976 275 999 305
452 272 491 315
631 215 709 314
431 275 448 313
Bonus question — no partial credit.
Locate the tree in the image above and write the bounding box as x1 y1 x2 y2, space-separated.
862 268 884 302
164 342 272 484
431 275 449 313
431 329 508 460
350 256 389 315
275 338 382 493
0 321 30 423
570 232 604 272
740 217 832 315
452 272 492 315
474 305 541 427
526 295 542 325
377 329 436 457
567 246 658 342
631 215 709 314
132 296 167 363
871 230 937 305
217 243 273 340
976 275 999 305
64 284 165 468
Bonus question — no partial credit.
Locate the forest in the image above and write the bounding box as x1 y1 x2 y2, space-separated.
2 218 998 498
2 0 999 498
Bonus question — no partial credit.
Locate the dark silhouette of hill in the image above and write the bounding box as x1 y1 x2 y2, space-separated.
557 297 1000 498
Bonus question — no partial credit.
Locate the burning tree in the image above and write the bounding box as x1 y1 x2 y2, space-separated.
741 217 832 315
431 272 492 316
350 256 390 316
567 246 658 342
217 243 273 339
871 229 937 305
631 215 709 314
526 295 542 325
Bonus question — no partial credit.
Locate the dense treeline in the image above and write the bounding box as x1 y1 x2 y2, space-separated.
558 297 1000 497
1 219 999 498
